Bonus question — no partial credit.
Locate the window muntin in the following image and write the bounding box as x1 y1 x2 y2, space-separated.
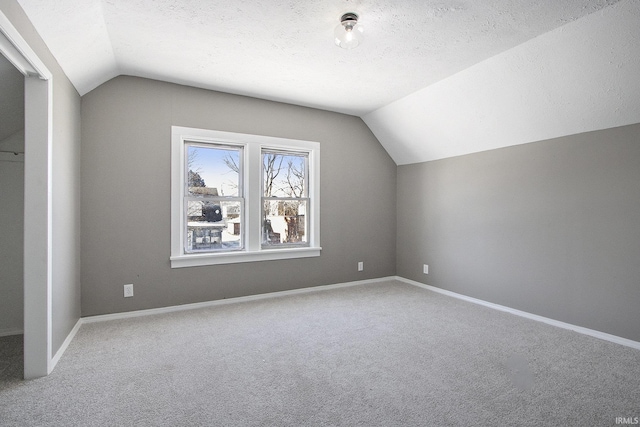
261 150 309 247
184 143 243 253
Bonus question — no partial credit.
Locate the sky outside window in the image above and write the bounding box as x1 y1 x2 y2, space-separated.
187 145 240 197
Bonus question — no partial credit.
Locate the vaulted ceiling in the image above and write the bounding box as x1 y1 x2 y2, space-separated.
15 0 640 164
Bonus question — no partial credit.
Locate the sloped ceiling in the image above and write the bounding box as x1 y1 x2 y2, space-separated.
364 0 640 164
15 0 640 164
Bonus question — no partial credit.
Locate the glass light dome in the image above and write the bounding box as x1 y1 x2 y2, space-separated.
334 13 364 49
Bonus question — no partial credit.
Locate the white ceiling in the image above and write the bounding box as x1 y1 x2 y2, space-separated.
14 0 640 164
364 0 640 163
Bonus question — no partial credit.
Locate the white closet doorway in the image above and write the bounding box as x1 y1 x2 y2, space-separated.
1 10 54 379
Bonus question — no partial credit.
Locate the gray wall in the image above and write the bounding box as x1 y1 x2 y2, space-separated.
397 123 640 342
80 76 396 316
51 68 82 352
0 0 82 353
0 53 24 334
0 153 23 334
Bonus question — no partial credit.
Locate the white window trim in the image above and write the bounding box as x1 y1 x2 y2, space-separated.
170 126 321 268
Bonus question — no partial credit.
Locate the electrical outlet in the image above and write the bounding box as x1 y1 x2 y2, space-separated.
124 284 134 298
358 261 364 272
423 264 429 274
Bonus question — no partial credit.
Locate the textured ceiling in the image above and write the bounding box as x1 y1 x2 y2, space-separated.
364 0 640 163
12 0 639 164
16 0 620 115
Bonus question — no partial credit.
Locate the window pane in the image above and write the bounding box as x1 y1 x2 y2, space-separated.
186 200 242 252
262 199 308 246
262 151 306 198
187 145 240 197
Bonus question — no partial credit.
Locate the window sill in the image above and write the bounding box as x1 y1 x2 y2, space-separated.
170 246 322 268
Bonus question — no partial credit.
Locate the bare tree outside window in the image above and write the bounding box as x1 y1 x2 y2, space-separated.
285 158 305 198
262 150 308 246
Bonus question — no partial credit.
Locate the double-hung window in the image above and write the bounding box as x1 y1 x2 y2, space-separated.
184 143 243 253
261 149 309 248
171 127 320 268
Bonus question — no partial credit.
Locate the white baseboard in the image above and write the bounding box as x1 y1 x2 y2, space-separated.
396 276 640 351
50 318 82 370
82 276 397 324
0 328 23 337
29 275 640 381
76 275 640 353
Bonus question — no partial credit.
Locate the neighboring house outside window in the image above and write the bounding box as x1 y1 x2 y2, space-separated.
261 149 309 248
170 126 320 268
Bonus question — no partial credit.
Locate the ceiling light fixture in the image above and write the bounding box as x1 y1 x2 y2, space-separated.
334 12 363 49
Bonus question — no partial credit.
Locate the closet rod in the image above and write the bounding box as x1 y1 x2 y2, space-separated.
0 150 24 155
